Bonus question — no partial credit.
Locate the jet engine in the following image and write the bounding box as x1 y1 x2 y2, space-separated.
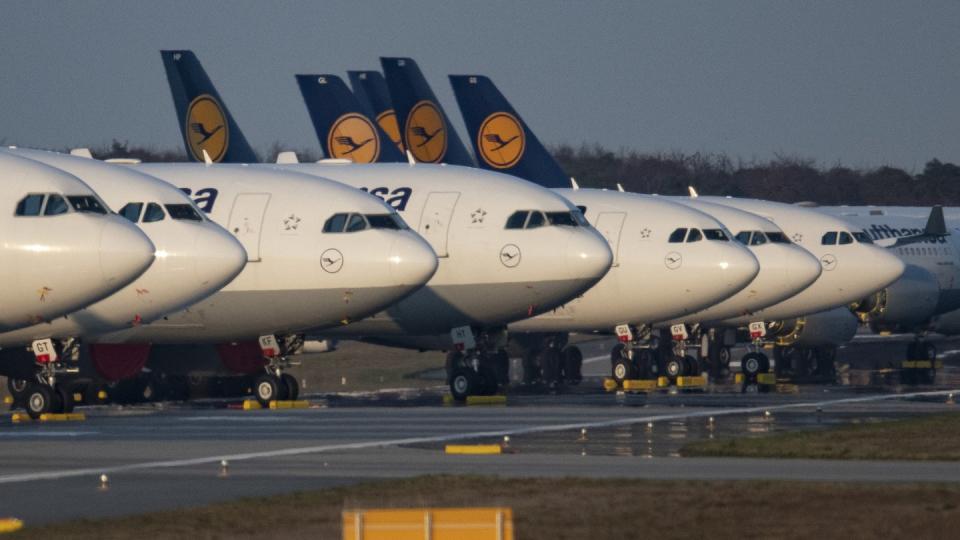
851 264 939 332
767 306 859 348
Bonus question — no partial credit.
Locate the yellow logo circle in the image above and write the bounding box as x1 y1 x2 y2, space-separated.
376 109 405 153
404 101 447 163
327 113 380 163
185 95 229 162
478 112 525 169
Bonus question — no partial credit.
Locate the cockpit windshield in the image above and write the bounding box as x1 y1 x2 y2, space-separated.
324 212 407 233
505 210 583 229
67 195 107 215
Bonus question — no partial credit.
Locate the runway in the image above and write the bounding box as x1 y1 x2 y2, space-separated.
0 386 957 525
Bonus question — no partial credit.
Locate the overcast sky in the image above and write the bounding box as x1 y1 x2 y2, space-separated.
1 1 958 169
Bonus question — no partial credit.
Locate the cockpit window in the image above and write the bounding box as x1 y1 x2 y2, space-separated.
505 211 529 229
573 209 590 227
142 202 166 223
119 203 143 223
67 196 107 215
15 194 45 216
838 232 853 245
703 229 729 241
853 231 873 244
165 204 203 221
821 231 838 245
546 211 579 227
686 228 702 242
323 213 348 233
43 194 69 216
766 232 791 244
346 213 368 232
734 231 751 245
669 228 688 243
366 214 405 230
526 211 545 229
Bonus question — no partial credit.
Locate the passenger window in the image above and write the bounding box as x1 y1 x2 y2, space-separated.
686 228 702 242
821 231 838 245
15 194 45 216
67 196 108 215
142 202 166 223
526 211 545 229
346 213 368 232
838 232 853 245
119 203 144 223
734 231 752 245
669 228 688 243
703 229 729 241
43 194 69 216
505 211 528 229
323 213 348 233
165 204 203 221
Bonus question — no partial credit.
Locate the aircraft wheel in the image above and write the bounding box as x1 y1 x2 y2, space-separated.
719 347 732 368
55 385 75 414
539 348 562 387
493 349 510 385
612 358 636 384
664 356 684 381
449 368 480 401
281 374 300 401
445 351 464 383
683 355 700 376
561 346 583 385
477 364 499 395
741 352 765 377
254 374 281 407
25 384 54 419
521 351 539 385
923 343 937 360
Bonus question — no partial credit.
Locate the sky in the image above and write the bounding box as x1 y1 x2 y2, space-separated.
1 1 958 170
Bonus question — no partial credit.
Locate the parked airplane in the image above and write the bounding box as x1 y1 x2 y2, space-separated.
0 151 155 333
0 148 247 417
159 50 614 400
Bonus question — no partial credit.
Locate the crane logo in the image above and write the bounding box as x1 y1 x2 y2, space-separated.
820 253 837 271
320 248 344 273
405 100 447 163
327 113 380 163
185 94 229 162
500 244 521 268
478 112 525 169
376 109 405 152
664 251 682 270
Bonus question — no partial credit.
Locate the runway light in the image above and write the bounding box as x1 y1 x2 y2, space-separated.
502 435 510 447
646 422 654 429
764 410 772 418
98 474 109 491
219 460 229 477
578 428 588 441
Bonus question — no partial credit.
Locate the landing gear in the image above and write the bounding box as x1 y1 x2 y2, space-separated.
24 384 54 419
773 345 838 379
902 340 937 385
741 351 769 377
252 334 304 406
446 327 510 401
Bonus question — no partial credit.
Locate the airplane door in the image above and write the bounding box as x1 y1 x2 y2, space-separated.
227 193 270 262
594 212 627 267
418 192 460 257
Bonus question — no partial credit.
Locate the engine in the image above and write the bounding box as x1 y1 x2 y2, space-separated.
851 264 940 332
932 309 960 336
767 306 859 348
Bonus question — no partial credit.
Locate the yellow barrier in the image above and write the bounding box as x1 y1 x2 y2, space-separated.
902 360 943 369
11 412 85 423
442 395 507 406
343 507 513 540
445 444 502 455
242 400 310 410
0 518 23 534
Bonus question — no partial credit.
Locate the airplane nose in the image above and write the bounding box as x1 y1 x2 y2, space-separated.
565 229 614 281
193 224 248 289
785 245 823 291
99 215 156 286
716 244 760 292
389 232 439 287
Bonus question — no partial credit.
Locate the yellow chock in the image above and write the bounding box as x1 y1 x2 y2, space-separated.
445 444 502 455
242 400 262 410
2 396 12 405
268 400 310 409
97 390 108 400
623 379 657 391
0 518 24 534
38 413 86 422
11 413 31 423
603 378 619 392
757 373 777 385
734 373 745 384
776 383 800 394
676 375 706 388
443 395 507 406
656 376 670 388
73 392 83 402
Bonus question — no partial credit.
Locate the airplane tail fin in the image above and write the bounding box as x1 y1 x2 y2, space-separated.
160 50 259 163
889 205 950 248
379 57 474 166
295 74 404 163
348 70 406 153
449 75 569 188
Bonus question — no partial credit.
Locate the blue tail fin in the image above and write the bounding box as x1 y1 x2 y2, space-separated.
295 74 404 163
380 57 474 166
160 50 258 163
347 70 406 153
450 75 568 189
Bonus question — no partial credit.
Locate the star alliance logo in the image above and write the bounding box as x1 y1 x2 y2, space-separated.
639 228 651 239
283 214 302 231
471 208 487 224
791 233 803 243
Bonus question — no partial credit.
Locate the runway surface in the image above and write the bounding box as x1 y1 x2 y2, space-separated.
0 383 958 525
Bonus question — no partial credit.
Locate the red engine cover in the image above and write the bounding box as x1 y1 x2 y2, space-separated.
216 341 267 374
89 344 152 382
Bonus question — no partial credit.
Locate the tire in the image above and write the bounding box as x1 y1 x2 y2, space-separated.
254 374 280 407
635 349 655 379
494 350 510 385
539 348 562 386
719 347 732 368
664 356 684 380
683 355 700 376
445 351 464 383
280 374 300 401
924 343 937 361
7 378 28 400
612 358 636 383
477 364 499 395
742 352 765 376
521 351 539 385
25 384 54 419
561 346 583 385
56 385 75 414
449 367 479 401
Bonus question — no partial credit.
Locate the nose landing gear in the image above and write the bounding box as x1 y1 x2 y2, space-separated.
445 327 511 401
253 334 303 406
16 339 80 419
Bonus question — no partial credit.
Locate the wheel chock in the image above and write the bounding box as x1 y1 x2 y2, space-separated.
902 360 943 369
2 396 12 405
656 376 670 388
241 400 262 410
445 444 502 455
734 373 745 384
676 375 706 388
268 400 310 409
0 518 23 533
11 412 85 423
757 373 777 385
443 395 507 406
603 378 619 392
622 379 658 391
775 383 799 394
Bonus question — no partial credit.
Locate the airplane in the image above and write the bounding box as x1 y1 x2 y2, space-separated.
159 50 614 400
348 70 405 153
0 148 247 417
448 73 904 380
0 151 155 334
